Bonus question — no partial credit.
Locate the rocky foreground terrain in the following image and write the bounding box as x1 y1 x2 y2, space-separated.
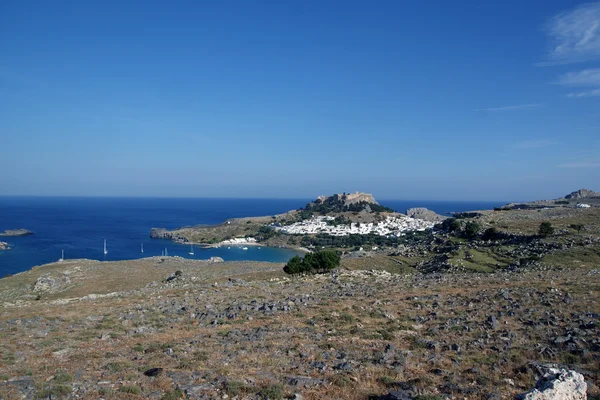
0 255 599 399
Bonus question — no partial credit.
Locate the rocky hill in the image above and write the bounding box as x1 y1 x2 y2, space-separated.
317 192 378 206
405 207 447 222
565 188 600 200
304 192 394 214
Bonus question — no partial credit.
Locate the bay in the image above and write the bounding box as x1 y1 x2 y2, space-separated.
0 196 507 276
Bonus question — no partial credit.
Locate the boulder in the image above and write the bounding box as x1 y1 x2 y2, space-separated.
515 368 587 400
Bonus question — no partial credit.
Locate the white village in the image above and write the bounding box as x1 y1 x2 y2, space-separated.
273 215 434 237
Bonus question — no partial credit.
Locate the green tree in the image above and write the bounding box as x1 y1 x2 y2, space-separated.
463 221 481 239
442 218 461 233
569 224 584 233
538 222 554 237
314 250 340 273
283 256 303 275
482 227 500 241
283 250 340 275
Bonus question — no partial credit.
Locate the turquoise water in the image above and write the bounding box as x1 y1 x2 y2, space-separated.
0 197 506 276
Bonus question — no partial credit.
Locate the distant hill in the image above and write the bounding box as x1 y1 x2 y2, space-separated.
565 188 600 200
302 192 395 214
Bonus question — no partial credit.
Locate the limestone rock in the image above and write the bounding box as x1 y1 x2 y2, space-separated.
33 273 70 293
515 368 587 400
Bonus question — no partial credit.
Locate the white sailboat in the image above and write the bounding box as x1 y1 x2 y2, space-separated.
104 239 108 255
189 244 194 255
165 248 168 256
58 249 64 262
141 243 144 253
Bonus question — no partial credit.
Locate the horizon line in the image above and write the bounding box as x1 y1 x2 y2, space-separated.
0 194 515 203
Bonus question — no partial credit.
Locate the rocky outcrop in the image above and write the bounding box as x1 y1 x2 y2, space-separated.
565 188 599 199
209 256 224 263
0 229 33 237
149 228 172 239
332 192 378 206
32 273 71 293
316 192 378 206
406 207 447 222
515 368 587 400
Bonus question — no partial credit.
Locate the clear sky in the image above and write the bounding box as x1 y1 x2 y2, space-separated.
1 0 599 201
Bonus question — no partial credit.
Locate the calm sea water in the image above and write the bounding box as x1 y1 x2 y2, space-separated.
0 197 506 276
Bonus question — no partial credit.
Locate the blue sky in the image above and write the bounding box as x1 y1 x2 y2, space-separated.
0 0 599 201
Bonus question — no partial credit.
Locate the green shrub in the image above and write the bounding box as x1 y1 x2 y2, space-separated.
223 381 249 396
538 222 554 237
569 224 584 232
120 385 142 395
53 371 73 383
258 383 283 399
162 389 184 400
463 221 481 239
283 250 340 275
36 385 71 398
132 343 145 352
482 227 500 241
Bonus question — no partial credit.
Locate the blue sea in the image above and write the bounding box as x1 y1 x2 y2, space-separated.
0 197 506 276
